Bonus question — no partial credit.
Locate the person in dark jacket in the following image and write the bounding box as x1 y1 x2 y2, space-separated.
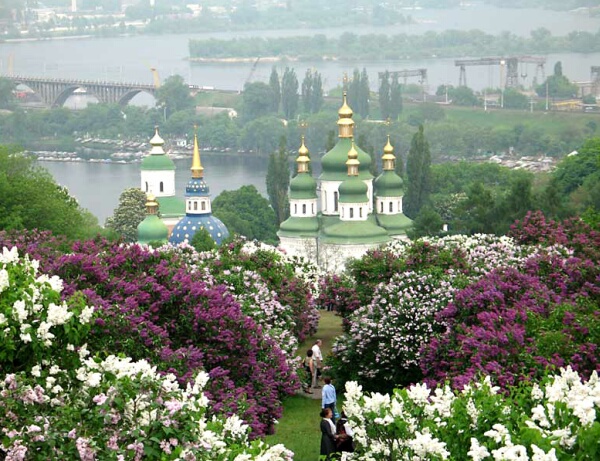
319 407 337 460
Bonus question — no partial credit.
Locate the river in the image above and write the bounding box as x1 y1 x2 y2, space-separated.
2 4 600 94
6 4 600 222
39 154 278 224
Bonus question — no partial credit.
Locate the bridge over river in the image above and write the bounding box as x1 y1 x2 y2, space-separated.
0 74 212 108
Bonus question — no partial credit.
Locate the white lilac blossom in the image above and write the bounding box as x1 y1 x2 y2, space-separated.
342 367 599 460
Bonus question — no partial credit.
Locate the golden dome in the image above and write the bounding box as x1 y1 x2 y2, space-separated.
298 135 309 157
149 126 164 146
338 91 353 118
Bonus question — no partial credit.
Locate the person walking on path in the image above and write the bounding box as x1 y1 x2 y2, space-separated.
311 339 323 388
321 377 337 424
302 349 314 394
319 407 337 460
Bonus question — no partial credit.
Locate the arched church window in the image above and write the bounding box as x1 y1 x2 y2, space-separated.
201 202 206 211
359 207 362 218
145 182 149 192
334 191 339 212
294 204 297 214
194 202 198 211
160 182 164 193
389 202 393 213
349 208 354 219
380 202 383 213
302 204 306 214
312 203 315 214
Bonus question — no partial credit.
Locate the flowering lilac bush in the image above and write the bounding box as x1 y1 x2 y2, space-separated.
327 235 546 393
331 271 458 392
0 247 294 460
0 232 305 437
168 237 319 354
342 367 600 460
421 253 600 390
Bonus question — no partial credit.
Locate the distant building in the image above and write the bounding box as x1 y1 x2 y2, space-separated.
137 192 169 245
169 130 229 246
278 93 412 273
139 128 185 232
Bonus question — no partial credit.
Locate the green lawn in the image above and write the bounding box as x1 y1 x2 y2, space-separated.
266 311 344 461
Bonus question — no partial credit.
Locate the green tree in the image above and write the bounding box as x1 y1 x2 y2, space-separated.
301 69 313 114
536 61 578 99
0 78 16 109
105 187 147 242
0 145 100 240
242 82 275 121
496 175 534 233
155 75 194 119
212 185 278 244
379 71 391 120
408 205 443 239
404 125 431 218
239 116 286 155
389 73 403 120
452 182 496 235
281 67 299 120
552 138 600 195
503 88 529 110
359 68 370 118
269 67 281 113
449 85 478 106
310 71 324 113
190 227 216 252
266 137 290 225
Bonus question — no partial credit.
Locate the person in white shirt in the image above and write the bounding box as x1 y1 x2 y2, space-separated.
311 339 323 388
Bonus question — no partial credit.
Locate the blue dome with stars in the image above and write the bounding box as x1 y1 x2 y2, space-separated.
169 215 229 245
186 177 210 196
168 130 229 246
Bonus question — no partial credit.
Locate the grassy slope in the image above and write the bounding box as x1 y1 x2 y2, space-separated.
266 311 344 461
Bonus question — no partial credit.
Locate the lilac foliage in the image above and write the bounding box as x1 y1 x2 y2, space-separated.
0 231 313 437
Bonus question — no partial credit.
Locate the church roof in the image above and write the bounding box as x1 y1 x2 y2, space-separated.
141 154 176 171
169 215 229 245
156 196 185 218
321 215 390 244
278 216 319 237
320 137 373 181
376 213 413 236
137 215 169 245
141 127 176 171
186 177 210 197
290 173 317 200
338 176 368 203
374 170 404 197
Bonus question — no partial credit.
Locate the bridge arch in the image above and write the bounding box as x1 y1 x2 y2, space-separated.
53 86 101 108
118 89 157 106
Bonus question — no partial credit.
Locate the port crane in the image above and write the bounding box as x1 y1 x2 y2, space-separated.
455 56 546 88
149 67 161 88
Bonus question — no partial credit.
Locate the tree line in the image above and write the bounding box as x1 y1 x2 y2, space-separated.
189 27 600 61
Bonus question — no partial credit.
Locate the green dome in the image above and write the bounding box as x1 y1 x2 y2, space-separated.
156 196 185 218
141 154 176 171
321 217 389 244
320 138 373 181
290 173 317 200
137 215 169 245
278 216 319 237
377 213 413 236
339 176 368 203
375 171 404 197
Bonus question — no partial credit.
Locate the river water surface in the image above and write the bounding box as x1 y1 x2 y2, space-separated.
7 4 600 222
